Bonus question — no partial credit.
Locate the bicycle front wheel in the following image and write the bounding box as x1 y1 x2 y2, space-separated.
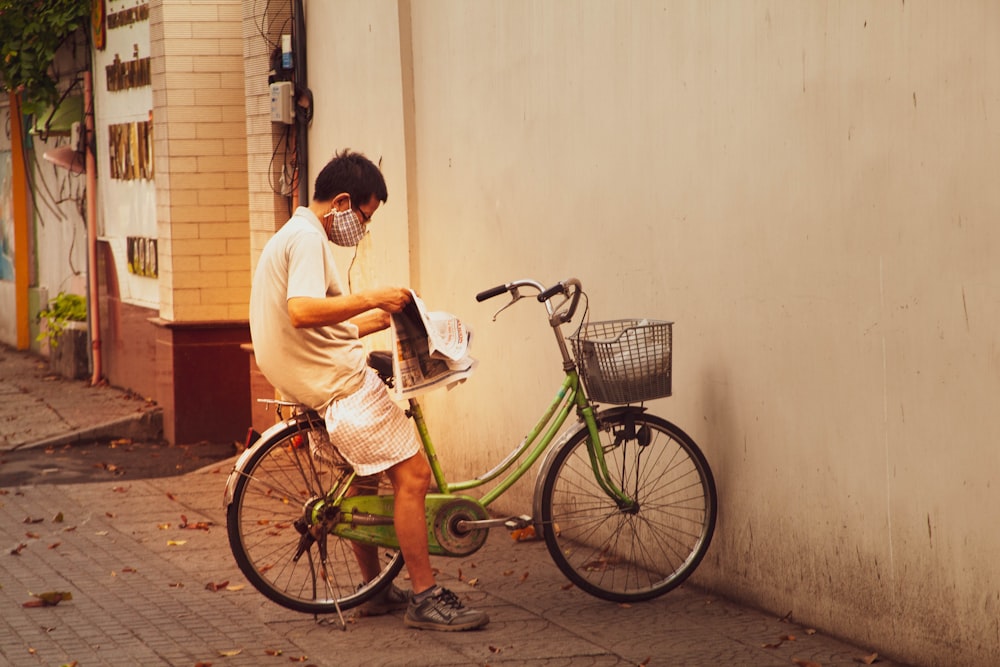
539 411 716 602
226 418 404 614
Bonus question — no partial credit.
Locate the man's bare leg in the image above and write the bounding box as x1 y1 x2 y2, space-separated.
347 474 383 581
385 452 435 594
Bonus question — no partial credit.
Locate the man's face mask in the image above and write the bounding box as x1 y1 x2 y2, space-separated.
324 206 366 247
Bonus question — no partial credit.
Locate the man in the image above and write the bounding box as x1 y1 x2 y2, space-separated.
249 150 488 632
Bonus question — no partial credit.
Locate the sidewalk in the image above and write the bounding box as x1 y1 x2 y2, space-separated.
0 344 915 666
0 344 162 452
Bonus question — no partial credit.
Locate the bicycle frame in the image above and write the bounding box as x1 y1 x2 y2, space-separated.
328 341 636 552
326 373 632 553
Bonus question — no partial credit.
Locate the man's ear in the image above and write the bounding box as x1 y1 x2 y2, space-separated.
331 193 351 211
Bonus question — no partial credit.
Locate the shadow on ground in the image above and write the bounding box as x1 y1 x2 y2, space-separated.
0 440 237 486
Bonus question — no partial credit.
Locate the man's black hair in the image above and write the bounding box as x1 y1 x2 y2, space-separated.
313 149 388 205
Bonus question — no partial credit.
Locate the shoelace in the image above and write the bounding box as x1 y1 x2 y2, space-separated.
435 588 463 609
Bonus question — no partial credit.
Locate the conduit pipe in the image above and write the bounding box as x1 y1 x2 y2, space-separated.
84 70 102 385
293 0 308 204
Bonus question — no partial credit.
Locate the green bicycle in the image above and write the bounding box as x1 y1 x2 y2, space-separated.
225 278 717 616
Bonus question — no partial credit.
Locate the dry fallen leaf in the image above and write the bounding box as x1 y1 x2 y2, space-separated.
52 512 64 523
510 525 537 541
180 515 212 531
519 572 529 583
166 540 187 547
10 543 27 555
467 578 479 587
225 584 245 592
23 591 73 607
856 652 879 665
205 581 230 592
217 649 242 657
265 649 283 656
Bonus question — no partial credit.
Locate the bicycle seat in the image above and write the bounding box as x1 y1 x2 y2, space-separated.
367 350 394 385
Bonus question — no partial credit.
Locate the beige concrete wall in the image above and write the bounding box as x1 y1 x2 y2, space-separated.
151 0 249 322
298 2 1000 664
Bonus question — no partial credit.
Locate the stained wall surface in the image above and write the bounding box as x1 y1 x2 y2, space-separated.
297 3 1000 664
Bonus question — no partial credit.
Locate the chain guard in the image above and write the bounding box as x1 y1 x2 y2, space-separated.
431 498 490 556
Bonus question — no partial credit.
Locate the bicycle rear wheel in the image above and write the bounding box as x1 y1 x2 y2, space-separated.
226 417 404 614
538 410 716 602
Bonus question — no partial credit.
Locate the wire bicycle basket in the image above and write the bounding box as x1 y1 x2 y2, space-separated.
570 319 673 404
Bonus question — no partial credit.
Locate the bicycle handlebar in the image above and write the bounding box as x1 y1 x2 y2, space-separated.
475 278 582 326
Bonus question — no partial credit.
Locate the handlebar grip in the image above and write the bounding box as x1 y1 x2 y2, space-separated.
476 284 508 302
538 279 582 323
537 284 563 302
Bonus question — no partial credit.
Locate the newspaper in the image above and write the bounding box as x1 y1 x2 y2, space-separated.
390 291 476 399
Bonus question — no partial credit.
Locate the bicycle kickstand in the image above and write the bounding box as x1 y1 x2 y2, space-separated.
313 526 347 631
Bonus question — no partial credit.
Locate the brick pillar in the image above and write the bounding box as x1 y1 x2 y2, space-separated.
149 0 252 444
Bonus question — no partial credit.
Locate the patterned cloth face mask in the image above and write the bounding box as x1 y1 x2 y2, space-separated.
324 207 366 247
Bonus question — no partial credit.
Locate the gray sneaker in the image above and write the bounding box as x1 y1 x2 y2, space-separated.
355 583 410 617
403 586 489 631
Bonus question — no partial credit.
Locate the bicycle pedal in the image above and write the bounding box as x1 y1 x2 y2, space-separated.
503 515 533 530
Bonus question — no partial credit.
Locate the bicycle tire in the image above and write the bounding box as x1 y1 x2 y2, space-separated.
538 410 716 602
226 417 404 614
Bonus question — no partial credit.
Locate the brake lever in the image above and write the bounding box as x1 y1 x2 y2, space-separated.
491 287 525 321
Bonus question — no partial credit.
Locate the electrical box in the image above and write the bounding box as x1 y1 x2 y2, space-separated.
269 82 294 124
70 122 83 151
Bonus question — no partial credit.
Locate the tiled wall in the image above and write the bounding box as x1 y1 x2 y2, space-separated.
149 0 250 323
241 0 294 267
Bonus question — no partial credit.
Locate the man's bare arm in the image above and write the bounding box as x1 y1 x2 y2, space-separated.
351 309 391 337
287 287 410 329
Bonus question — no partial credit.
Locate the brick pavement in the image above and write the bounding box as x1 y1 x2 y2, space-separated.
0 344 916 666
0 463 913 666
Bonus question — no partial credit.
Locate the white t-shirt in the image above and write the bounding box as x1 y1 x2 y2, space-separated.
249 207 366 410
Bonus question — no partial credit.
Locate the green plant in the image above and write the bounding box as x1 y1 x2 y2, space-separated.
37 292 87 348
0 0 91 115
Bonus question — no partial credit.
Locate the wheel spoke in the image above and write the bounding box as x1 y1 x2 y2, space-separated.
227 420 404 614
541 413 716 602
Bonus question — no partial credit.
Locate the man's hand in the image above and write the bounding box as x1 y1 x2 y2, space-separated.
371 287 412 313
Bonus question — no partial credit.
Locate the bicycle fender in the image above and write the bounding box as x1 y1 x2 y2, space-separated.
222 417 300 508
530 405 646 534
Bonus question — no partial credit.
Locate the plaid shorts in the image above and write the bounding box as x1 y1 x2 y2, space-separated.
323 367 421 476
